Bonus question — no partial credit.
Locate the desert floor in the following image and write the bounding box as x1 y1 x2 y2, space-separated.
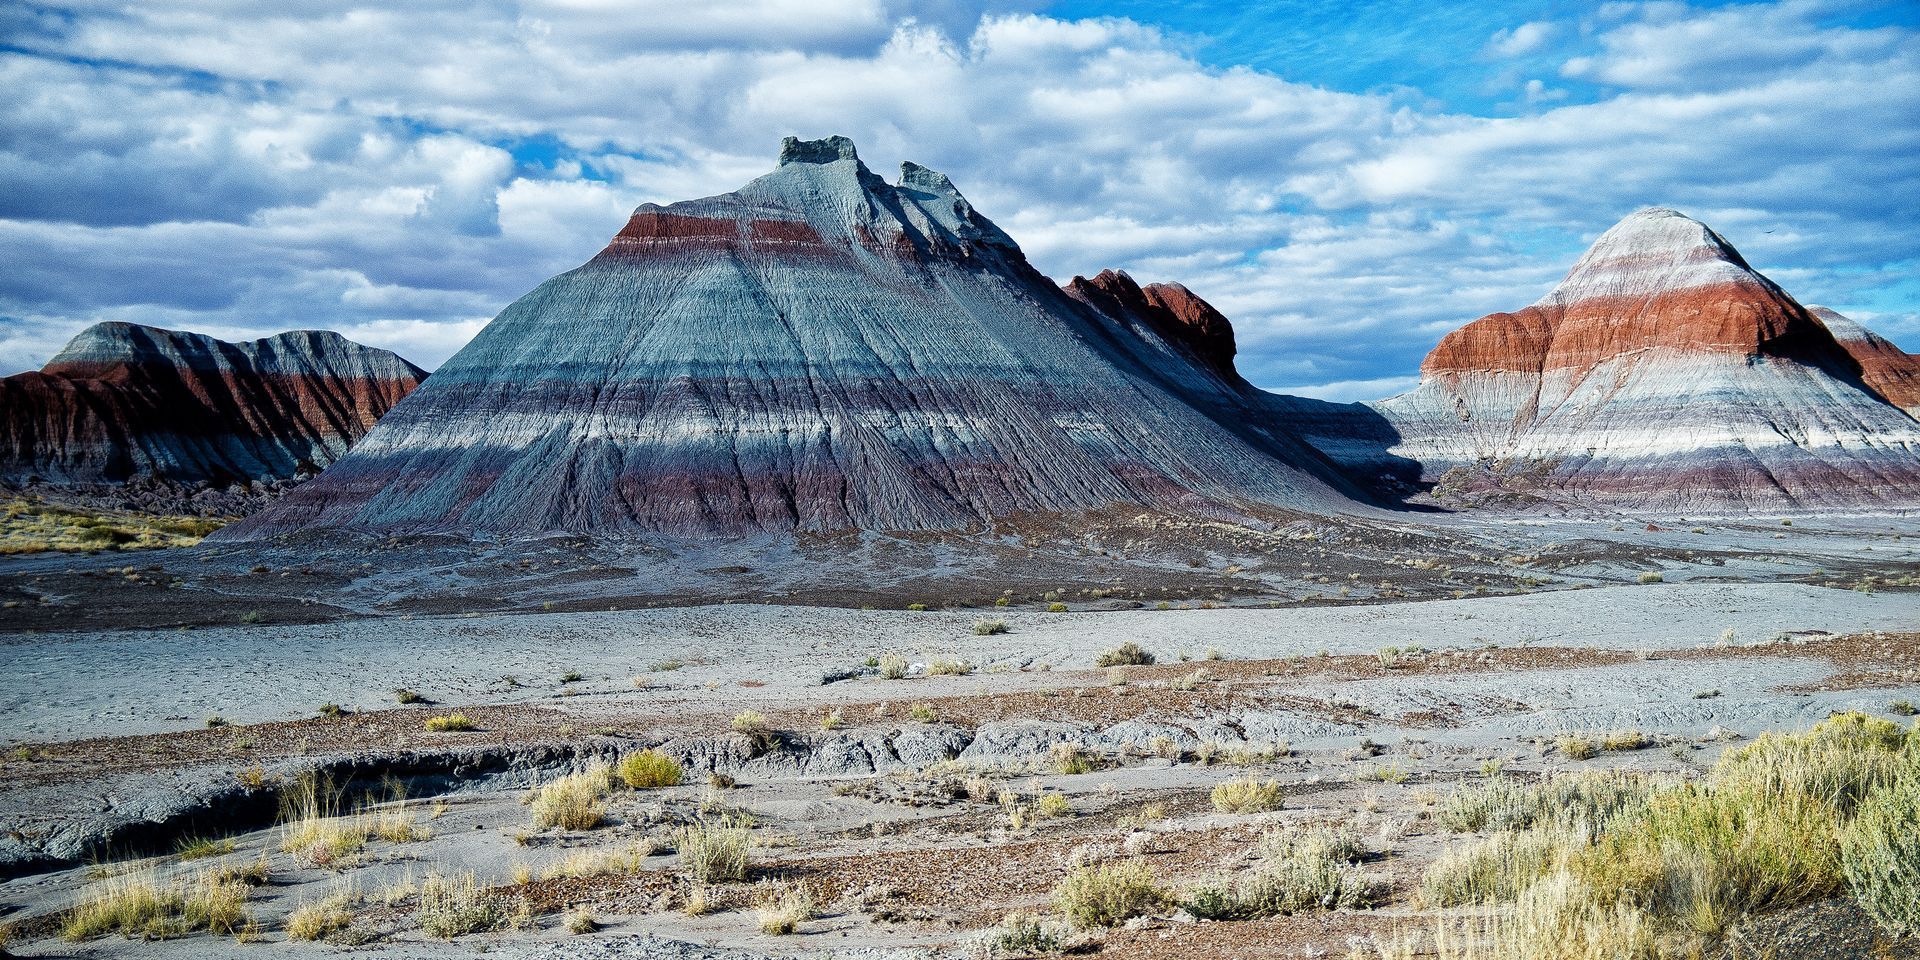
1 513 1916 958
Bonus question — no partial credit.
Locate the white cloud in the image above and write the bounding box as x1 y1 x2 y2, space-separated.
0 0 1914 407
1488 20 1556 57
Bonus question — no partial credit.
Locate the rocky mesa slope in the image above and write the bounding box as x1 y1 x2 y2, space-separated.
0 322 425 492
1809 305 1920 418
221 137 1373 540
1352 208 1920 509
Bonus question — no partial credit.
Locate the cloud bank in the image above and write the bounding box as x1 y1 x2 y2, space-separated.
2 0 1915 398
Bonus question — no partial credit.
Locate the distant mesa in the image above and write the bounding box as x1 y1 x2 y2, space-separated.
0 322 426 498
1325 207 1920 508
1808 305 1920 418
220 135 1374 541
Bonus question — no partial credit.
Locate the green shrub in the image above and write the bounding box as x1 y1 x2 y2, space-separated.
1184 825 1370 918
1438 771 1656 834
1573 781 1841 936
1420 825 1574 907
617 749 683 789
988 911 1066 954
1841 770 1920 936
1714 712 1910 814
1054 860 1163 929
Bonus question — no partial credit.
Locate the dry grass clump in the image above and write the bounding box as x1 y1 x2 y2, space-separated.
61 871 181 941
1555 733 1598 760
179 874 250 935
0 497 224 554
174 835 236 861
928 656 975 676
1211 776 1284 813
1053 860 1164 929
731 710 778 752
1034 792 1074 819
878 654 909 679
284 887 357 942
1372 871 1661 960
754 881 816 934
528 764 612 831
1636 571 1665 584
1601 729 1649 751
61 869 252 941
1049 742 1100 775
1094 642 1155 667
973 619 1009 635
565 908 598 934
617 749 683 789
423 712 475 732
417 871 507 939
540 841 657 880
279 775 427 867
676 815 752 883
1396 712 1920 953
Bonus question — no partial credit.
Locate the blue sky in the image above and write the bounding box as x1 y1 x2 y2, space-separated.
1 0 1916 400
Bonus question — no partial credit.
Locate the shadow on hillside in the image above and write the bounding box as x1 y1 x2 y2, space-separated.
1255 392 1441 511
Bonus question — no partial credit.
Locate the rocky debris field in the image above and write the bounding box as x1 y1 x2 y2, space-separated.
0 548 1916 958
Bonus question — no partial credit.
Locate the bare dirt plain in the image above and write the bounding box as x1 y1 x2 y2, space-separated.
0 512 1916 958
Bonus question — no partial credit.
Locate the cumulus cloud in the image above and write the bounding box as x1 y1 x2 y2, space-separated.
0 0 1915 394
1488 20 1557 57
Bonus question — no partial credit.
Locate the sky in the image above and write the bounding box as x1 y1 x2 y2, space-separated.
1 1 1915 401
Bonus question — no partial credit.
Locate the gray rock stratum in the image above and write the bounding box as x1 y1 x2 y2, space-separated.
222 136 1371 539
